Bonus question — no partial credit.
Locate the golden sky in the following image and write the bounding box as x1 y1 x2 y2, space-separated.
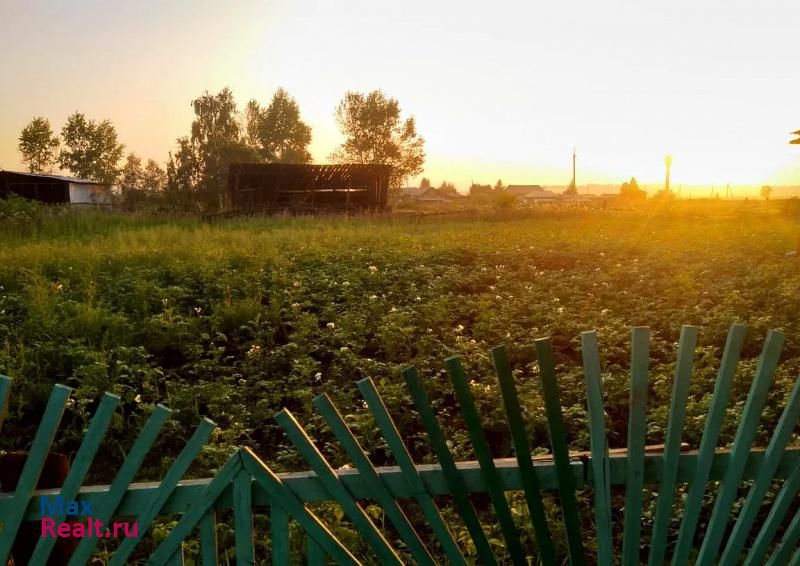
1 0 798 191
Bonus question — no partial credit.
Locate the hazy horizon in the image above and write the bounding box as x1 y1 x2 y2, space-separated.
1 0 798 190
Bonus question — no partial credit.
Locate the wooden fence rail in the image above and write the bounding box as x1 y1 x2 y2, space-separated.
1 323 799 564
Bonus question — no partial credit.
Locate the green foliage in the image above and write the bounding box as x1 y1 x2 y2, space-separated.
119 153 168 210
247 89 313 164
1 209 798 561
18 116 60 173
165 88 261 212
331 90 425 189
58 112 124 184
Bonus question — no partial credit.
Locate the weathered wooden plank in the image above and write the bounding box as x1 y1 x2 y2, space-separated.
69 403 172 566
536 338 585 566
695 330 784 566
400 367 500 566
356 377 468 566
233 470 255 566
109 418 216 565
445 355 528 566
270 503 289 566
0 383 72 565
580 330 613 566
313 393 436 566
166 548 184 566
492 344 557 565
744 459 800 565
648 325 697 566
199 510 218 566
8 446 800 520
275 409 403 566
307 533 326 566
29 391 120 565
148 451 243 566
765 504 800 566
239 448 362 566
719 372 800 565
622 327 649 566
672 323 747 566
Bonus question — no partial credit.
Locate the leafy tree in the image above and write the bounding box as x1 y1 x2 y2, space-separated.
419 177 431 189
166 137 202 209
244 99 263 149
142 159 167 192
120 153 144 194
18 117 60 173
188 88 259 210
247 89 312 163
494 179 505 192
119 154 168 209
119 153 146 209
331 90 425 188
58 113 124 184
760 185 773 200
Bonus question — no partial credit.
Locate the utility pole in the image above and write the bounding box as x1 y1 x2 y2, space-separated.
572 147 577 192
664 155 672 193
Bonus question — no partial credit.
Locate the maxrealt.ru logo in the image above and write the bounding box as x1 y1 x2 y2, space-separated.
40 496 138 538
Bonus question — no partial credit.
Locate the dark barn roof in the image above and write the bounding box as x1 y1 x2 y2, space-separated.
0 171 109 204
1 171 70 203
227 163 391 212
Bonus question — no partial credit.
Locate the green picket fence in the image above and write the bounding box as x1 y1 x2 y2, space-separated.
1 323 800 564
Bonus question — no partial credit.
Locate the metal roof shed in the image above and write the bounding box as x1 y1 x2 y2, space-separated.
0 171 112 206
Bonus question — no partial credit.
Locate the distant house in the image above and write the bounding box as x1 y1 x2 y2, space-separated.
506 185 544 197
399 187 455 203
0 171 112 207
561 193 599 203
505 185 558 202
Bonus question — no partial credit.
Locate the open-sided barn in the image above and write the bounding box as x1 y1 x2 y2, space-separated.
0 171 112 206
227 163 391 212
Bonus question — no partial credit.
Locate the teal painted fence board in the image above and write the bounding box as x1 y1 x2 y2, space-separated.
270 504 289 566
695 330 784 566
445 355 529 566
492 344 558 565
400 367 500 566
69 403 172 566
313 392 437 566
275 408 403 566
536 337 586 566
648 325 697 566
672 323 747 566
580 330 613 566
719 371 800 565
356 376 468 566
0 383 72 565
199 510 218 566
1 324 799 565
29 391 120 565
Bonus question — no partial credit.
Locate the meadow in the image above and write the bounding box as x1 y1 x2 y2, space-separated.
1 199 799 561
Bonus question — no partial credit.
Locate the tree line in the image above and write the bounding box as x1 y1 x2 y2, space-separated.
16 88 425 211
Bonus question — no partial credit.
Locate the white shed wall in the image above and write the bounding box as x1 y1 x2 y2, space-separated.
68 183 112 206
